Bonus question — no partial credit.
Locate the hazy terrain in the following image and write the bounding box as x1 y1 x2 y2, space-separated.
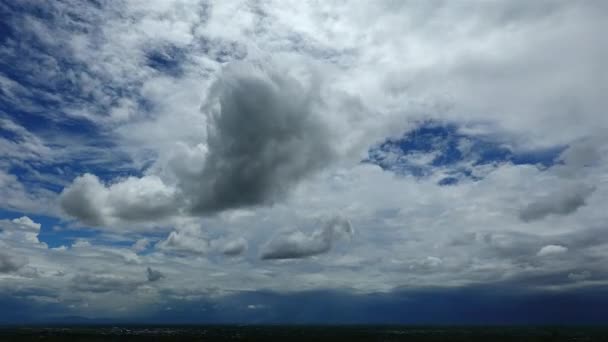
2 326 608 341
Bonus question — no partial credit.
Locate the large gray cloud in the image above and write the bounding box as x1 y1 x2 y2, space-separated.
261 216 353 260
59 62 334 225
188 62 333 214
519 185 596 222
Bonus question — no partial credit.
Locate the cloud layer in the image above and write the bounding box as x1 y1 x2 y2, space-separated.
1 0 607 322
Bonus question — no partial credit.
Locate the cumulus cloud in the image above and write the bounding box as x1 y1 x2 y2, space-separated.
0 216 43 245
189 62 334 213
146 267 164 282
537 245 568 257
0 251 27 273
132 238 150 253
60 174 180 226
221 238 248 256
156 225 209 255
261 216 353 260
59 61 333 226
519 185 595 222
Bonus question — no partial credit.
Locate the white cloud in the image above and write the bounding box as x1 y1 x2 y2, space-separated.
60 173 180 227
221 238 248 257
260 216 353 260
132 238 151 253
155 223 209 255
0 216 44 246
537 245 568 257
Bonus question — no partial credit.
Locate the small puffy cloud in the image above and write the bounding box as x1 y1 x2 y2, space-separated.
60 174 180 226
519 185 595 222
0 216 43 245
221 238 248 257
537 244 568 257
146 267 164 282
261 216 353 260
71 239 92 248
10 216 41 231
156 225 209 255
132 238 150 253
0 251 27 273
247 304 266 310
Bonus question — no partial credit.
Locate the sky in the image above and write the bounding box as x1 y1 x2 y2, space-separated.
0 0 607 324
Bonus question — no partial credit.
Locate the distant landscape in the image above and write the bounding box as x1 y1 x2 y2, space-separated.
2 326 608 342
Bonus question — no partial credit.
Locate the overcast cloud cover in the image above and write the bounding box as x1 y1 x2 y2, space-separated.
1 0 608 323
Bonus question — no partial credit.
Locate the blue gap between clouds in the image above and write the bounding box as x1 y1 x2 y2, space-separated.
0 1 148 190
364 121 565 185
0 208 98 248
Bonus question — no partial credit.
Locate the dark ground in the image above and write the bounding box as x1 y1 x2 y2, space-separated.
1 326 608 342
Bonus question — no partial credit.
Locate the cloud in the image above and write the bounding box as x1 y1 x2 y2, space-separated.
132 238 150 253
59 61 334 226
0 251 27 273
10 216 40 231
71 274 142 294
188 62 334 214
537 245 568 257
146 267 164 282
558 140 602 169
568 270 591 282
0 169 57 215
60 173 180 226
261 216 353 260
156 225 209 255
2 0 608 320
0 216 43 245
519 185 595 222
221 238 248 256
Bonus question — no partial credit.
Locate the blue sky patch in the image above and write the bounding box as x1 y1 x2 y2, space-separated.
365 121 565 185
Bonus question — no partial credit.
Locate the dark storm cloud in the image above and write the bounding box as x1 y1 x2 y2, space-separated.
189 62 334 214
0 251 26 273
261 217 353 260
519 185 595 222
146 267 164 282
